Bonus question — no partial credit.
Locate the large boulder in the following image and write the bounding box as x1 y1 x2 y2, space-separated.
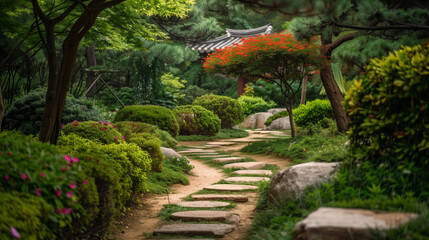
264 116 292 130
292 207 418 240
268 162 341 204
240 112 273 129
161 147 182 159
268 108 287 115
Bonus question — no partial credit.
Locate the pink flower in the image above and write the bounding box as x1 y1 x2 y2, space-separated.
40 172 46 178
61 208 67 214
122 136 125 140
114 136 118 141
83 180 88 186
63 155 71 162
61 166 67 172
61 124 65 128
35 188 42 196
104 123 109 126
66 192 72 198
98 121 103 124
66 208 73 215
5 175 10 181
55 209 60 214
71 157 79 163
56 189 61 197
10 226 20 239
74 123 79 126
101 127 105 131
70 182 76 189
20 174 27 180
7 152 11 156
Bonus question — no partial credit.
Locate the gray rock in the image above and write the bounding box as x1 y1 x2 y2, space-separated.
191 194 248 203
268 162 341 204
212 157 245 163
224 177 270 183
264 116 292 130
170 210 240 223
161 147 182 159
204 184 258 191
234 170 273 176
177 201 230 208
153 223 235 237
240 112 273 129
292 207 418 240
268 108 287 115
223 162 267 170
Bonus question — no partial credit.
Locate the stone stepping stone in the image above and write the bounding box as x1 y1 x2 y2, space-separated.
223 162 267 170
192 194 248 203
234 170 273 176
170 210 240 223
229 139 266 143
224 177 270 183
198 155 230 158
187 152 220 156
177 201 230 208
212 157 245 163
153 223 235 237
206 142 236 146
204 184 258 191
178 150 217 154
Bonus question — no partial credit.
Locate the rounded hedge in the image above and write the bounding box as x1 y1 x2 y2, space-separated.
192 94 244 129
293 99 333 127
2 89 102 135
113 105 179 137
61 120 123 144
264 110 289 126
238 95 276 117
173 105 221 136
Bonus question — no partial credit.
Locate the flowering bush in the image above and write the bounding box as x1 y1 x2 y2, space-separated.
61 120 124 144
173 105 221 136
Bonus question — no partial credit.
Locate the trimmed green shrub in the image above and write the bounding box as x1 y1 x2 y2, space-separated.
193 94 244 128
113 105 179 137
293 99 333 127
156 129 178 149
344 43 429 197
61 120 123 144
0 192 53 240
173 105 221 136
114 121 165 172
264 110 288 126
2 89 102 135
238 95 276 117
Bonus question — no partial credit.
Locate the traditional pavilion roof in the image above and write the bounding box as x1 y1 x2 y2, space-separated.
189 23 273 53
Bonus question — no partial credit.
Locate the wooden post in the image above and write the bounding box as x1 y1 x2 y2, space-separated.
238 76 248 96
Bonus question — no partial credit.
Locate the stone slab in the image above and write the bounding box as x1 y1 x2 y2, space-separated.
204 184 258 191
212 157 245 163
206 142 236 146
224 177 270 183
223 162 267 170
178 150 217 154
177 201 230 208
192 194 248 203
170 210 239 223
234 170 273 176
292 207 418 240
198 155 230 158
153 223 235 237
228 139 266 143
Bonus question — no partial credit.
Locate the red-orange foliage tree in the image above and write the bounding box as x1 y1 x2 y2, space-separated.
203 33 327 137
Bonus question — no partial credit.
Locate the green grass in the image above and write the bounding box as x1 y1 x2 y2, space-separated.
176 128 249 141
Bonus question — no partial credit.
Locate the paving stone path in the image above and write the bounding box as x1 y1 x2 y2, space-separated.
152 131 285 239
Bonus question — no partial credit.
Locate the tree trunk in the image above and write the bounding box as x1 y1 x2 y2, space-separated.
0 86 4 132
320 32 348 133
300 75 307 105
238 76 247 96
85 44 97 98
285 101 295 137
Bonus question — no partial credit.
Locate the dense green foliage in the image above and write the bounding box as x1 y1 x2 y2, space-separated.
2 89 102 135
61 120 123 144
96 87 136 111
264 111 288 126
177 85 211 105
173 105 221 136
113 105 179 137
293 99 334 127
175 128 249 141
193 94 244 129
114 121 165 172
238 95 276 117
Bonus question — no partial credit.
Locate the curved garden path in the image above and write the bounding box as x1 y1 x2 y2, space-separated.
113 130 291 240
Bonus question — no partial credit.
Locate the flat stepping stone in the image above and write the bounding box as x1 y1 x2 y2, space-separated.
206 142 236 146
234 170 273 176
212 157 245 163
177 201 230 208
192 194 248 203
188 152 220 155
170 210 240 223
223 162 267 170
198 155 230 158
229 139 266 142
153 223 235 237
224 177 270 183
204 184 258 191
178 150 217 154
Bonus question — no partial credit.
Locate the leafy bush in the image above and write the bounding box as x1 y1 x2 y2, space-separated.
0 192 53 240
177 85 210 105
114 121 165 172
61 120 123 144
193 94 244 128
293 99 333 127
2 89 102 135
238 95 276 117
156 128 178 149
264 111 288 126
173 105 221 136
296 117 337 136
113 105 179 137
0 131 83 236
96 87 136 110
344 43 429 198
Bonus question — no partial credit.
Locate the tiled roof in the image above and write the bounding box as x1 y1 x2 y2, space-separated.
189 23 273 53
